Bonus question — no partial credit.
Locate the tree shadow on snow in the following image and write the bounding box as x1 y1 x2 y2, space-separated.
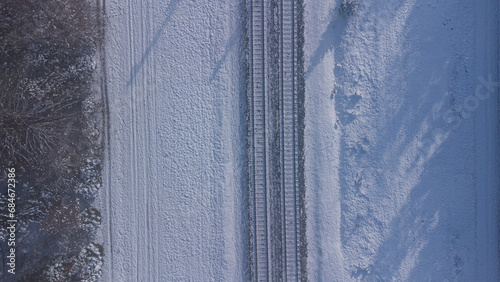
128 0 181 86
312 0 483 280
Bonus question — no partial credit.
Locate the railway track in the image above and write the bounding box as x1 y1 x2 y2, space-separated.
247 0 306 280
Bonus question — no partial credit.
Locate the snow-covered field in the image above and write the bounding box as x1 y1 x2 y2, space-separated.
305 0 499 281
101 0 245 280
100 0 499 280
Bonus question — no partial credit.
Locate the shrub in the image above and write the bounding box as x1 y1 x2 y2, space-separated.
339 0 358 17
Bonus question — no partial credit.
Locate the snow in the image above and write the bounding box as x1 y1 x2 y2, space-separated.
100 0 245 280
305 0 499 281
100 0 498 280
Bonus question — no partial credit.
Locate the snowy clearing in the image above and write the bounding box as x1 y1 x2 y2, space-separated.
101 0 245 280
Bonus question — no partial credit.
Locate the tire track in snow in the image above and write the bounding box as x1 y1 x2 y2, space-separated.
144 2 154 281
139 0 150 280
126 0 140 279
151 7 160 280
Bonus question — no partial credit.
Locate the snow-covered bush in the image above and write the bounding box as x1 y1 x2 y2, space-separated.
44 242 104 282
339 0 358 17
69 242 104 281
80 207 102 231
76 156 102 198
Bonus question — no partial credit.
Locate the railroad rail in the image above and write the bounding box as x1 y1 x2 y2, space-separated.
247 0 306 280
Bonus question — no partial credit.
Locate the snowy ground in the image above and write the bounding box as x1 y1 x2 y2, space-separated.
100 0 499 280
305 0 499 281
100 0 245 280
